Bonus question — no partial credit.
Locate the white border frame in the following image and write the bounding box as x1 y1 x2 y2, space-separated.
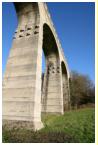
0 0 97 145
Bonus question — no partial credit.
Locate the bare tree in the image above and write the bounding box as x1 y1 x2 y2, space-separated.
70 71 95 108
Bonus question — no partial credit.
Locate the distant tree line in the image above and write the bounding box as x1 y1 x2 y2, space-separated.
69 71 95 108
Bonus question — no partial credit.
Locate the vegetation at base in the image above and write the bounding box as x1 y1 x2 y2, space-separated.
2 108 95 143
69 71 95 108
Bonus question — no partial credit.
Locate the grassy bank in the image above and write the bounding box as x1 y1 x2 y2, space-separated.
2 108 95 143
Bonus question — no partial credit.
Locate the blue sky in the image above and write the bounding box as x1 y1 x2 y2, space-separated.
2 2 95 83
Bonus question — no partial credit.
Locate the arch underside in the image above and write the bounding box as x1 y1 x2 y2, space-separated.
42 24 62 113
61 62 70 111
41 24 70 113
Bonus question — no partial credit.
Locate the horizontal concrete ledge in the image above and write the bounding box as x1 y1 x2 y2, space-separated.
4 74 36 80
7 60 37 67
3 77 36 85
3 101 41 107
46 88 61 92
3 115 41 120
10 47 38 57
3 86 36 89
5 66 37 76
4 74 36 78
3 87 36 90
9 53 37 59
6 64 37 70
3 81 38 88
3 113 40 117
2 120 43 130
3 100 41 103
42 97 62 100
42 85 61 88
45 91 60 94
42 93 61 98
48 81 61 84
4 71 37 78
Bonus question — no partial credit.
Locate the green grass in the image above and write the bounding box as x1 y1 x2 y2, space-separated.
2 108 95 143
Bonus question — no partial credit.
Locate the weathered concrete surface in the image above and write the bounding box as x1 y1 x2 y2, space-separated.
2 2 70 130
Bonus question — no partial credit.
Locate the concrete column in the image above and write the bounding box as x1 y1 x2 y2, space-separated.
2 2 43 130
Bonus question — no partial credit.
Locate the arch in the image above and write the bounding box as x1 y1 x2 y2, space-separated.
61 61 70 112
43 23 60 58
41 23 61 113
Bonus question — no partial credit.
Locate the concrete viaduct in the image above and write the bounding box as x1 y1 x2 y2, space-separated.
2 2 70 130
